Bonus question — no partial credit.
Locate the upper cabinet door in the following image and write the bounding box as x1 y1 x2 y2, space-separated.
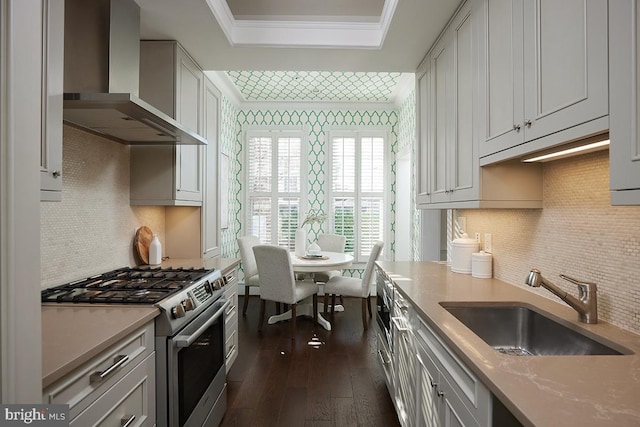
449 3 475 199
41 0 64 201
522 0 608 142
481 0 524 157
416 57 432 206
610 0 640 205
480 0 608 162
428 32 453 204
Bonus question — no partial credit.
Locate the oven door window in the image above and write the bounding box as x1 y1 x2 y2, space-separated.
176 311 224 425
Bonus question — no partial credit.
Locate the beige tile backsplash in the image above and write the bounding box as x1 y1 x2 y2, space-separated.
459 150 640 334
40 126 165 287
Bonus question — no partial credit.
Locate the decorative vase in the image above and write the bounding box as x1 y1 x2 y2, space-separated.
295 228 307 257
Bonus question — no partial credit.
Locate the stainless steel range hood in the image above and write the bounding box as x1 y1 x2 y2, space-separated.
63 0 206 145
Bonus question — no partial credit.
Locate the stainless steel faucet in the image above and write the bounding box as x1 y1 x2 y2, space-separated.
525 269 598 324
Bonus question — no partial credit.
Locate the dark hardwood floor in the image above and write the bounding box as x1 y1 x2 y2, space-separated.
221 296 401 427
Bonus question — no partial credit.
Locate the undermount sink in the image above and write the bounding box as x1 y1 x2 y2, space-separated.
440 302 632 356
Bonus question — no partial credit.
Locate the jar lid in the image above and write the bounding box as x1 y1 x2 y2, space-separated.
452 233 478 247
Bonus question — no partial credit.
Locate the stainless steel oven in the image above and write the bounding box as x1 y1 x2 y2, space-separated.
158 297 229 427
42 266 231 427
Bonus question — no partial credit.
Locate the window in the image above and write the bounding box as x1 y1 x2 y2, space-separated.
328 130 387 263
245 129 306 248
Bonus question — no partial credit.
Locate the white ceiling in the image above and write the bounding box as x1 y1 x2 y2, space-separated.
135 0 458 102
136 0 459 73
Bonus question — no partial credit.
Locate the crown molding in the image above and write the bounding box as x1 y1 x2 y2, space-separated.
205 0 398 48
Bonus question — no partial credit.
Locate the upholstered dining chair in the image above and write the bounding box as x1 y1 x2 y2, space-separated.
237 235 262 315
313 233 347 284
253 245 319 340
323 241 384 329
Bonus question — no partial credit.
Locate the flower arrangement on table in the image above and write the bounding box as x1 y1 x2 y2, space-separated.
300 210 327 228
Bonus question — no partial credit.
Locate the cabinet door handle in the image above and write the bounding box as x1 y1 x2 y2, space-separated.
430 379 438 388
52 170 61 178
513 124 521 132
121 415 136 427
437 390 445 397
525 119 532 128
90 354 129 384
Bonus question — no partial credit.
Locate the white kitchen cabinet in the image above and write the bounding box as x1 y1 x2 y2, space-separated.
202 76 221 257
391 292 415 426
415 57 431 206
416 0 542 209
479 0 609 164
43 323 155 426
131 41 204 206
422 0 474 205
413 315 491 427
609 0 640 205
222 264 239 372
40 0 64 201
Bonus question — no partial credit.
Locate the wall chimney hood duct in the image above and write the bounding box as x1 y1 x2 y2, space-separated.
62 0 206 145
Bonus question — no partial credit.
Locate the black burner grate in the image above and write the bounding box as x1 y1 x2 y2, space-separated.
41 266 215 304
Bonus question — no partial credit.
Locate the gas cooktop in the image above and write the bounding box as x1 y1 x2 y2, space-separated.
41 266 216 305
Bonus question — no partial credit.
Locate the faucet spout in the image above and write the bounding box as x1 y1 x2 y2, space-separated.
525 269 598 324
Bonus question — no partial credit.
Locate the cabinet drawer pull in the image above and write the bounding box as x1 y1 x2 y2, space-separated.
121 415 136 427
90 354 128 384
430 379 438 388
378 349 390 365
225 304 236 316
391 316 410 332
225 344 236 360
513 124 521 132
525 119 532 128
437 390 445 397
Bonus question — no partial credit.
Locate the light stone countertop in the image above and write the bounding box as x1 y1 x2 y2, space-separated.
376 261 640 427
42 305 159 388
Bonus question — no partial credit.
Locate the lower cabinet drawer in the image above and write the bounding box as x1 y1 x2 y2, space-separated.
71 352 156 427
43 323 154 419
417 318 491 425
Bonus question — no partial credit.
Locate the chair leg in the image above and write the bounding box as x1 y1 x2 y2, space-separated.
367 296 373 317
323 294 329 316
312 294 318 325
361 298 368 329
258 299 265 331
339 295 344 306
331 294 336 314
291 304 297 340
242 285 250 315
276 302 281 315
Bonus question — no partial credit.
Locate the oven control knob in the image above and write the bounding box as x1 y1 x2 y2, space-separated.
171 304 186 319
183 297 195 311
212 279 222 290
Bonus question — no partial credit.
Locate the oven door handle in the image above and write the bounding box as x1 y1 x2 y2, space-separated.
174 299 230 348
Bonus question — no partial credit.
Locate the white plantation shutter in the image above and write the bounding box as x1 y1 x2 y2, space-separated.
246 130 305 247
332 137 356 192
329 131 387 263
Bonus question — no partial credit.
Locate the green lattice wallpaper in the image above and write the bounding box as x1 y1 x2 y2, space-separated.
219 93 420 272
226 71 403 102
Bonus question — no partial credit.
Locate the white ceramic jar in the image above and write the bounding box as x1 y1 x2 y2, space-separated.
451 233 479 274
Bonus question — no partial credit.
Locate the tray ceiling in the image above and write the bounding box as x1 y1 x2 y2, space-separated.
224 70 408 103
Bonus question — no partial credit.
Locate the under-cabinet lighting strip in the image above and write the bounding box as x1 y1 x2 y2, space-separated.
522 140 610 162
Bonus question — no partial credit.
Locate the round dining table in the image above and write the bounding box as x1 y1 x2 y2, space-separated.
267 251 354 330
